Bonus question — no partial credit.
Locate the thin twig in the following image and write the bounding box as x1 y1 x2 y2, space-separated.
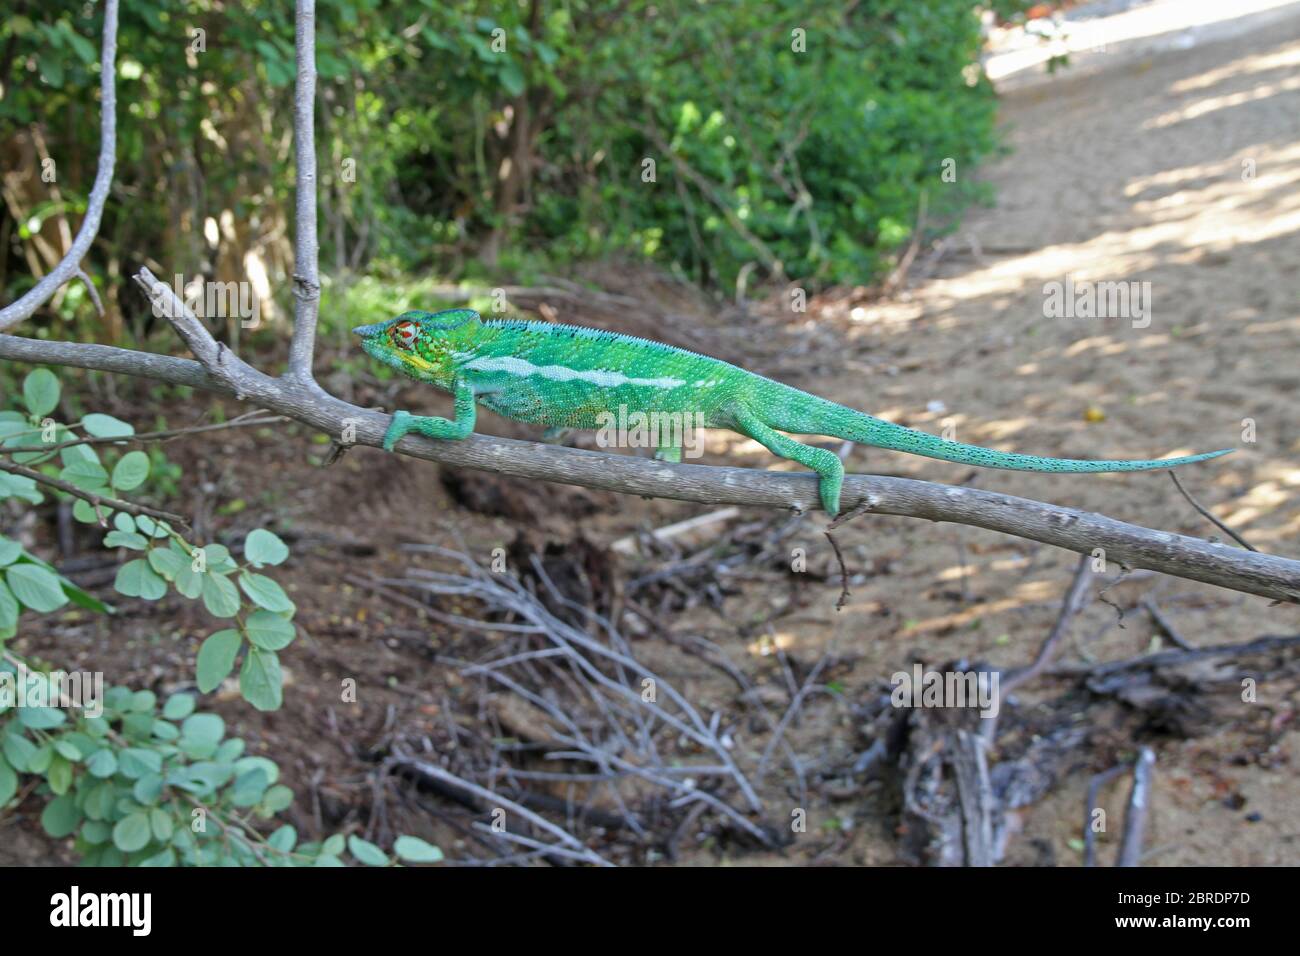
1169 470 1257 552
0 457 187 527
1 413 285 455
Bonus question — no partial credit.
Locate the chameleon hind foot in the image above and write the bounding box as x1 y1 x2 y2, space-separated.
732 406 845 516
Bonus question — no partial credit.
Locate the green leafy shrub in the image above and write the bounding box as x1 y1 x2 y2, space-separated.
0 369 442 866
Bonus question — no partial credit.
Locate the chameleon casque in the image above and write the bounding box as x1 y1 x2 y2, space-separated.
354 309 1231 516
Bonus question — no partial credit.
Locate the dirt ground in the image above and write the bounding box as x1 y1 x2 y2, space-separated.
4 4 1297 866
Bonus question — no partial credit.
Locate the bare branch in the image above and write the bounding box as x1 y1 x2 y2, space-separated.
2 412 286 455
288 0 322 384
3 316 1298 605
0 0 119 331
1116 747 1156 867
0 457 187 527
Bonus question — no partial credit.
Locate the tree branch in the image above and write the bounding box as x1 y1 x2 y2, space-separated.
0 457 187 527
287 0 322 384
3 316 1297 606
0 0 118 331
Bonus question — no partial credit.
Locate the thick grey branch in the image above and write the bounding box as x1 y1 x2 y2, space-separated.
3 270 1298 606
0 0 119 331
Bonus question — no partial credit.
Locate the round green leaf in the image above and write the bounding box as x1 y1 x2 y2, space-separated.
5 563 68 613
114 559 167 600
3 734 37 772
111 451 150 491
180 712 225 746
243 529 289 567
162 692 195 720
104 530 148 551
41 793 81 837
239 572 295 613
86 749 118 778
347 835 389 866
112 811 152 852
0 536 23 567
394 835 444 863
244 610 295 650
196 629 241 693
147 548 187 581
200 572 240 618
60 460 109 490
239 647 283 711
22 369 60 417
262 784 294 813
82 413 134 438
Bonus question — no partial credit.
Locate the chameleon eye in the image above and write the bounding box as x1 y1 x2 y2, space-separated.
391 321 416 350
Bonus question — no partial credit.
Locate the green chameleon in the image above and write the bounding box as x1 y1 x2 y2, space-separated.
354 309 1231 516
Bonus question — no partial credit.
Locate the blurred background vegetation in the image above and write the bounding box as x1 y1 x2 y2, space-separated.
1 0 1031 353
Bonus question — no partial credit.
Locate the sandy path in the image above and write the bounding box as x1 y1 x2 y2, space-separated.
743 2 1300 865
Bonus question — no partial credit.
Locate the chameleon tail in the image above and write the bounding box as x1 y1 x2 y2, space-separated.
829 409 1232 473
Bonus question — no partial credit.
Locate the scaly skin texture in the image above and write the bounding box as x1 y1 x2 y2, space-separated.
354 309 1232 515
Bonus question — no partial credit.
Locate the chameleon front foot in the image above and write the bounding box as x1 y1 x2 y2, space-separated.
383 410 415 451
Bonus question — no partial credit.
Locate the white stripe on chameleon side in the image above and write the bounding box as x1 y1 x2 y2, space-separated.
464 355 685 390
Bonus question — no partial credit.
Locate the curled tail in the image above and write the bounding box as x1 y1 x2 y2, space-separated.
824 406 1231 473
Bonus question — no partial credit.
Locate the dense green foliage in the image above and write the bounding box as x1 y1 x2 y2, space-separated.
2 0 1013 330
0 370 443 865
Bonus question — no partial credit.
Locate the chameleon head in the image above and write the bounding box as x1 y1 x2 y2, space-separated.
352 309 481 384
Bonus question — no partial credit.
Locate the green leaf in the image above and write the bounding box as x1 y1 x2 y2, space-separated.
111 451 150 491
180 712 224 746
82 413 134 438
104 530 148 550
0 580 17 637
394 835 444 863
86 749 118 778
54 739 82 761
6 563 69 612
173 561 204 600
244 610 295 650
59 460 109 490
239 572 295 613
3 734 37 772
113 512 136 533
114 559 167 600
0 759 15 805
268 824 297 853
500 60 526 96
243 529 290 567
18 706 66 729
42 793 81 837
0 536 23 567
239 647 283 711
147 548 187 581
47 754 72 794
150 808 174 842
72 498 102 523
262 784 294 813
113 811 152 852
200 572 240 617
196 629 241 693
60 577 110 614
162 692 195 720
348 835 389 866
22 369 60 417
118 747 163 779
